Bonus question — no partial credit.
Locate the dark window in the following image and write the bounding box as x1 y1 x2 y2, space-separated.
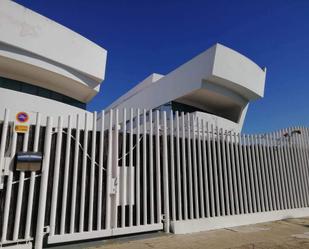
0 76 86 109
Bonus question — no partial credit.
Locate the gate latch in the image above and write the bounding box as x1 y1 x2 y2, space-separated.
110 177 118 195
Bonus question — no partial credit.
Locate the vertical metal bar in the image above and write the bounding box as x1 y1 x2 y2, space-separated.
169 110 176 221
296 127 308 207
303 127 309 197
175 112 182 220
60 115 72 234
291 127 304 208
97 110 105 230
79 113 89 231
226 131 234 215
303 128 309 166
245 135 256 213
249 135 260 212
136 109 141 226
242 134 252 213
89 112 97 231
13 125 29 240
217 127 225 216
143 109 148 224
267 134 280 210
281 129 297 208
234 132 243 214
111 109 119 228
265 134 277 211
128 109 134 227
302 126 309 204
192 116 199 218
292 127 306 207
298 127 309 206
70 115 80 233
207 123 215 217
197 119 205 218
230 132 239 214
1 119 17 243
291 126 303 208
269 131 283 210
238 133 247 214
187 114 194 219
0 109 9 178
221 129 230 215
276 131 291 209
121 109 127 228
50 116 63 236
211 124 220 216
25 113 41 239
254 135 265 212
155 110 162 223
202 120 210 217
149 110 155 224
181 112 188 219
35 117 53 249
258 135 271 211
162 111 170 232
105 109 113 229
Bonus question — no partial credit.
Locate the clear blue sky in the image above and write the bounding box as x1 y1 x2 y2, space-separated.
16 0 309 133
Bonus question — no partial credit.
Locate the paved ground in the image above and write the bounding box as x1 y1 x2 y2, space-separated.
50 218 309 249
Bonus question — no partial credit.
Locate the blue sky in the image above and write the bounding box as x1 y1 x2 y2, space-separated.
16 0 309 133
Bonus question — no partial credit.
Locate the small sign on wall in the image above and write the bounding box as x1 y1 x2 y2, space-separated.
15 111 30 133
15 152 43 171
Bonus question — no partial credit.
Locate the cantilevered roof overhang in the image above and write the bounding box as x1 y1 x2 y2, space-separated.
107 43 266 125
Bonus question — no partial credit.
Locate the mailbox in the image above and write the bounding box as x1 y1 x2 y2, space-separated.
15 152 43 171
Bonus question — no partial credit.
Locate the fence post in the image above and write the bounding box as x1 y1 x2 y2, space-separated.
0 109 9 187
162 111 170 232
35 117 53 249
50 116 63 236
105 109 113 229
111 109 119 228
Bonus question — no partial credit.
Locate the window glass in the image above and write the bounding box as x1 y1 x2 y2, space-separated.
0 76 86 109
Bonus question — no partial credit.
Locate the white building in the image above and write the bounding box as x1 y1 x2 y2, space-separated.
0 0 107 125
107 44 266 132
0 1 266 132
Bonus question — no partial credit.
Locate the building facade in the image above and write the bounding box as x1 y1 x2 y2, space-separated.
107 44 266 132
0 0 107 125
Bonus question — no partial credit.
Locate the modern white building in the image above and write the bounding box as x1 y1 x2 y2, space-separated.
107 44 266 132
0 1 266 132
4 3 309 249
0 0 107 125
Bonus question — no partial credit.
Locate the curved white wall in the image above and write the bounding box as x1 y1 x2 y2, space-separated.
0 88 92 126
0 0 107 103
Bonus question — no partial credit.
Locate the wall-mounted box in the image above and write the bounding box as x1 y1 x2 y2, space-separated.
15 152 43 171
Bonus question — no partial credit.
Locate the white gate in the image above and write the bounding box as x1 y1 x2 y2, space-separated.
0 108 168 248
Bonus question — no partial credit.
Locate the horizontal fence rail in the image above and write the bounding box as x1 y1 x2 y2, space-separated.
0 108 308 248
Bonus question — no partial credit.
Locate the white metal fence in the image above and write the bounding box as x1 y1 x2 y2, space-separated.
0 108 308 248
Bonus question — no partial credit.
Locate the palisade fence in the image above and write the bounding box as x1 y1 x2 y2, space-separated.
0 108 309 248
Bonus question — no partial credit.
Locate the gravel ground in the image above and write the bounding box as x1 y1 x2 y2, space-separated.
48 217 309 249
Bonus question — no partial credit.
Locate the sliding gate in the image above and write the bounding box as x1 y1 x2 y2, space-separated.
2 107 309 249
0 109 167 249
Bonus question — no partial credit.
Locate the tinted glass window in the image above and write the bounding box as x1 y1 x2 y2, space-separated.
0 76 86 109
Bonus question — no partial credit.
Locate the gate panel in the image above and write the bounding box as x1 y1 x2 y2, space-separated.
47 109 164 245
